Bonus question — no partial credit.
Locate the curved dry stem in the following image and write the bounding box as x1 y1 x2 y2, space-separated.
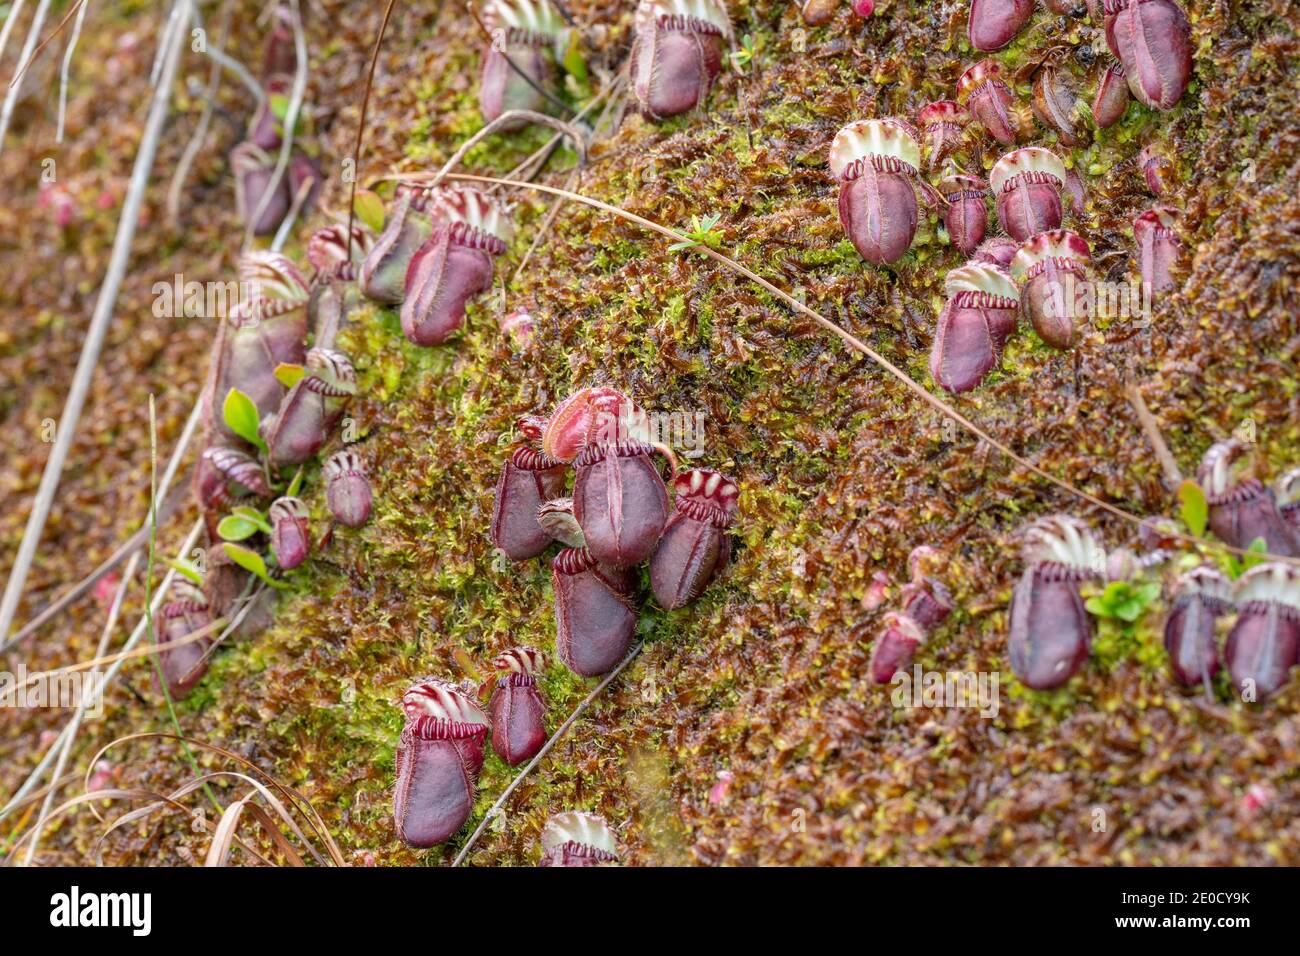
0 0 51 158
54 0 91 143
0 0 189 644
453 641 644 867
0 614 226 708
166 0 233 225
2 398 201 656
85 733 346 865
430 110 586 191
199 44 267 102
343 0 399 262
241 0 307 251
20 547 141 865
443 172 1300 567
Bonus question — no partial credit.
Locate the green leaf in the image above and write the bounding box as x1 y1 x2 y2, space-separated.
1224 553 1244 580
353 189 385 233
670 213 724 255
274 363 306 389
1086 580 1160 622
222 543 289 589
285 467 304 498
166 557 204 586
222 388 267 451
1243 536 1268 571
217 514 259 542
561 31 587 82
270 93 290 121
1177 479 1208 537
1135 582 1161 604
230 505 273 534
1113 599 1145 623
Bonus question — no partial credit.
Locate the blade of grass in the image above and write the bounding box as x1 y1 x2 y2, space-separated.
144 396 221 815
205 795 254 866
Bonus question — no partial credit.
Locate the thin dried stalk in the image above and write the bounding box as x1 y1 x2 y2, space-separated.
453 641 644 867
0 0 189 644
1 398 202 655
20 547 140 865
199 46 266 102
423 110 586 191
272 170 317 251
241 0 307 250
0 0 51 156
54 0 90 142
0 0 30 68
1125 378 1183 487
511 168 579 284
186 0 265 102
166 0 234 225
345 0 409 261
503 81 619 187
445 173 1299 565
8 0 87 86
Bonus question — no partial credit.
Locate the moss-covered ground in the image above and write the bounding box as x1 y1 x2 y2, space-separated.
1 0 1299 865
